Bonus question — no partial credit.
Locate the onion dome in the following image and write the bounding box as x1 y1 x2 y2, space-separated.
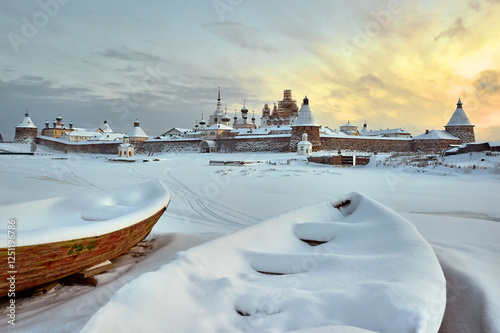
199 114 206 126
222 112 231 122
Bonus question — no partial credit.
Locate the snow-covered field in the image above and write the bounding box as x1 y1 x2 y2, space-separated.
0 146 499 332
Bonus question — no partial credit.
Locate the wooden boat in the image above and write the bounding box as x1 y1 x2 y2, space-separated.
0 181 170 297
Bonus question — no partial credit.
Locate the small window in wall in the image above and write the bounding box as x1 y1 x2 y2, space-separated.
306 149 309 153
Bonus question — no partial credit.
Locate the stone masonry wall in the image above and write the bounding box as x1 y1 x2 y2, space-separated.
411 139 462 153
320 137 412 153
135 140 201 154
37 134 458 154
217 136 290 153
36 137 201 155
445 126 475 143
14 128 38 142
36 136 119 154
290 126 321 152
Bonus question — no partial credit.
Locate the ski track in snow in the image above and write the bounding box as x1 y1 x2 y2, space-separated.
163 167 261 230
127 166 260 231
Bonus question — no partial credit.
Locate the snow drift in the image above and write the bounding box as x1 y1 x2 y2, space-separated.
82 192 446 333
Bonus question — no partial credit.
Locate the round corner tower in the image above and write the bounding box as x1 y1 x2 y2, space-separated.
14 109 38 142
290 96 321 152
444 98 475 143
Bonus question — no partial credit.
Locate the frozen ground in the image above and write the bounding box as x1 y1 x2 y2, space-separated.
0 147 499 332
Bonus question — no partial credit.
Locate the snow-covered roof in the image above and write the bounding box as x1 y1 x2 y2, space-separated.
17 112 37 128
446 99 473 126
87 133 125 141
102 123 113 133
489 142 500 147
200 140 217 147
340 122 356 128
269 125 292 131
205 124 233 130
230 128 251 134
413 130 460 140
60 128 100 138
361 128 410 136
293 97 319 127
320 127 350 137
128 125 148 138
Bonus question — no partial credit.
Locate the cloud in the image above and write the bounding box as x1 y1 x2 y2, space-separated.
468 0 481 11
435 17 467 41
474 70 500 97
357 74 386 89
204 21 276 52
97 49 167 63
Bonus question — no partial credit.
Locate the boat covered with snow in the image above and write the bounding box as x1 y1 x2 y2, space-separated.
81 192 446 333
0 181 170 297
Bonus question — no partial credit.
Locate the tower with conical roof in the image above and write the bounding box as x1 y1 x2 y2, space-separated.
444 98 475 143
14 109 38 142
290 96 321 152
127 119 148 143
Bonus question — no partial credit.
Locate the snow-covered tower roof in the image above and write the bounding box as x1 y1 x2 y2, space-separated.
127 119 148 138
446 98 473 127
16 109 37 128
102 119 113 133
293 96 319 127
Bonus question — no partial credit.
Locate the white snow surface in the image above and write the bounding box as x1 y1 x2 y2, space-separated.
0 151 498 332
127 125 148 138
81 192 446 333
413 130 459 140
16 116 37 128
293 103 318 127
0 181 170 247
445 106 472 126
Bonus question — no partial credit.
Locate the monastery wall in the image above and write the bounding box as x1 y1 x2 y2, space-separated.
37 134 460 155
36 136 201 154
36 136 119 154
411 139 461 153
217 136 290 153
135 140 201 154
320 137 412 153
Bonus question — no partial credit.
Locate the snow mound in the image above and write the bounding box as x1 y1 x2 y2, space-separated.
0 181 170 247
82 192 445 333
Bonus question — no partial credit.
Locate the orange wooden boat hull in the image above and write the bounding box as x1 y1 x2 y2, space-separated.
0 206 167 297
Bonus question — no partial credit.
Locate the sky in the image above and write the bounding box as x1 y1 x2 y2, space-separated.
1 0 499 141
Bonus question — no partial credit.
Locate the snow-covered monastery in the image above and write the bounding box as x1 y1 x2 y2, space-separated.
22 87 477 154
